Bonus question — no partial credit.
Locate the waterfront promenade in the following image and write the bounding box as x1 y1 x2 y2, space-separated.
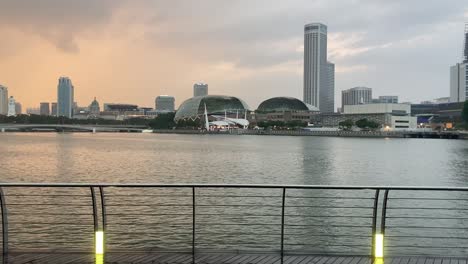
0 184 468 263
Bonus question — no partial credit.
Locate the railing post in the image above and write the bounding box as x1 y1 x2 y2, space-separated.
99 187 107 254
0 187 8 258
280 187 286 263
90 187 98 233
192 187 196 264
371 189 380 257
381 190 389 235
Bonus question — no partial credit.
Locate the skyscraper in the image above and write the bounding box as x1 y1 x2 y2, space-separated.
57 77 74 118
40 102 50 116
450 24 468 103
194 83 208 97
0 85 8 115
341 87 373 110
51 103 57 116
304 23 334 112
155 95 175 112
7 96 16 116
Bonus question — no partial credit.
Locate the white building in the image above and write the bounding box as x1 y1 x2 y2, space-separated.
7 96 16 116
304 23 334 112
193 83 208 97
450 62 467 102
0 85 8 115
341 87 373 110
343 103 417 130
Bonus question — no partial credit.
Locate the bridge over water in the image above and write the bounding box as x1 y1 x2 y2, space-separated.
0 124 147 133
0 184 467 263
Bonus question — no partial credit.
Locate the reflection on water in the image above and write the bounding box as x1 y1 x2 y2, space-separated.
0 133 467 185
1 133 468 256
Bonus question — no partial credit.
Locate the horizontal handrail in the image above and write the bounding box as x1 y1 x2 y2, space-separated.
0 183 468 191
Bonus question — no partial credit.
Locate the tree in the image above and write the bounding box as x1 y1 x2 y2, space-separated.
148 113 176 129
339 119 354 130
462 100 468 124
356 118 380 130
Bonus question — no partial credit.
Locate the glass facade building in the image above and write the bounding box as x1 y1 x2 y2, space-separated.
57 77 74 118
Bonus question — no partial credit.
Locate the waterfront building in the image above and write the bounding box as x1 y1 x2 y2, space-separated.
434 97 450 104
0 85 8 115
155 95 175 112
255 97 319 123
40 102 50 116
15 102 22 115
7 96 16 116
175 95 249 123
311 103 417 130
304 23 334 112
89 97 100 116
194 83 208 97
57 77 74 118
341 87 373 110
411 102 465 125
51 103 57 116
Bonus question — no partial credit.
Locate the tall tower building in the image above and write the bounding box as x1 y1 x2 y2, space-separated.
304 23 334 112
7 96 16 116
194 83 208 97
450 23 468 103
51 103 57 116
0 85 8 115
15 102 22 115
57 77 74 118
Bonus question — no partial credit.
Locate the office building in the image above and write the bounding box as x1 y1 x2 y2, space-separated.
449 24 468 102
194 83 208 97
374 96 398 104
304 23 334 112
26 108 40 115
7 96 16 116
40 102 50 116
15 102 22 115
0 85 8 115
51 103 57 116
155 95 175 112
57 77 74 118
341 87 373 110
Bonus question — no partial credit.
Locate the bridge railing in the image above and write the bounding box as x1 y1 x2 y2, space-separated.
0 184 468 258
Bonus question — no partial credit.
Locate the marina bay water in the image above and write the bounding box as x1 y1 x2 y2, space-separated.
0 133 467 186
1 133 468 256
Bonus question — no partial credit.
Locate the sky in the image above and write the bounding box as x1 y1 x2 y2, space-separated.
0 0 467 110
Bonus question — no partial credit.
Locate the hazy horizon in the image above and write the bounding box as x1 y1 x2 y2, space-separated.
1 0 467 110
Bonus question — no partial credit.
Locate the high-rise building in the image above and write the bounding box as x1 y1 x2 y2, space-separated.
7 96 16 116
323 62 335 112
449 23 468 103
194 83 208 97
0 85 8 115
341 87 373 111
40 102 50 116
51 103 57 116
15 102 22 115
304 23 334 112
155 95 175 112
57 77 74 118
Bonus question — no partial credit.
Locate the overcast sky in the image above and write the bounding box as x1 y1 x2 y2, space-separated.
0 0 467 110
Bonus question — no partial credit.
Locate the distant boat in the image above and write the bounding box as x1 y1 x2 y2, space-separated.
142 129 153 133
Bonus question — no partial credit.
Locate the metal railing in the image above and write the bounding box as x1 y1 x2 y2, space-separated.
0 184 468 259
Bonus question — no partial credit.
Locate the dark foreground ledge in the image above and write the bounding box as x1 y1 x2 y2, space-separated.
3 253 467 264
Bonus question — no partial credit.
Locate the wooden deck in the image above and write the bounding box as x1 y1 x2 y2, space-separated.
1 254 467 264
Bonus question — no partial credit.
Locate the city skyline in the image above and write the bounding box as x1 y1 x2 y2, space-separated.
0 1 467 110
